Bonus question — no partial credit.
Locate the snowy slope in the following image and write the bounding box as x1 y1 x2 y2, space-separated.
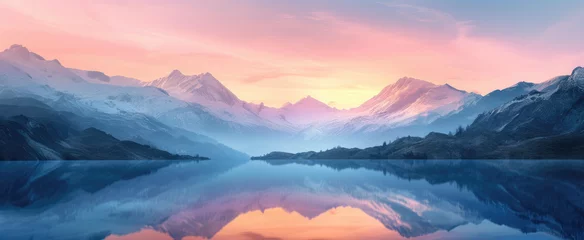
472 67 584 135
0 46 251 158
3 44 578 155
144 70 298 131
332 77 480 132
145 70 240 106
353 78 478 122
0 45 86 90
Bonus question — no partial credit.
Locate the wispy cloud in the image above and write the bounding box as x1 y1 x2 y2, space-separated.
0 0 581 108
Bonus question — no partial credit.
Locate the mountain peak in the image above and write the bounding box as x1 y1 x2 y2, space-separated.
299 95 316 102
442 83 457 90
168 69 184 77
8 44 29 52
296 95 323 105
568 66 584 83
571 66 583 77
284 95 333 110
395 77 434 87
2 44 45 61
148 70 241 106
440 83 468 93
509 81 535 89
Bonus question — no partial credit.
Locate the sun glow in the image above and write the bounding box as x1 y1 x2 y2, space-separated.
1 1 581 108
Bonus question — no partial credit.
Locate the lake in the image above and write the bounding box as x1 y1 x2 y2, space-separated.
0 159 583 240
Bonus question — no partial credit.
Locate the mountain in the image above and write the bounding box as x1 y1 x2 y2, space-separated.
0 45 248 159
146 69 296 129
288 78 481 149
0 92 247 160
356 78 478 118
253 67 584 159
2 44 580 157
145 70 241 106
278 96 340 124
0 45 86 89
346 77 480 131
0 45 289 155
0 114 205 160
428 77 564 133
472 66 584 138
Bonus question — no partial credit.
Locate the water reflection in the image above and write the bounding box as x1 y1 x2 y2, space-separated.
0 159 582 240
108 207 557 240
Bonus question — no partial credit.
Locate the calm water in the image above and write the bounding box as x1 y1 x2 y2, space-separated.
0 159 583 240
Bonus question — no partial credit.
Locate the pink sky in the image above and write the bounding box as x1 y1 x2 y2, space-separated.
0 0 582 108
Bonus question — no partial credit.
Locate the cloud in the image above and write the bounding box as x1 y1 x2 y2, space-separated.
0 0 582 108
240 67 330 84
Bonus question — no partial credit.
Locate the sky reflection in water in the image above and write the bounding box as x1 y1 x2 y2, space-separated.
1 159 582 240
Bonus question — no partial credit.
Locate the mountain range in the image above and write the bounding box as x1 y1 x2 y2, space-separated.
0 44 580 158
0 45 246 160
253 67 584 159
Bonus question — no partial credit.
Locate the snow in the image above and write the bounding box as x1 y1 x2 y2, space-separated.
6 44 576 152
343 77 479 130
145 71 240 106
0 43 484 139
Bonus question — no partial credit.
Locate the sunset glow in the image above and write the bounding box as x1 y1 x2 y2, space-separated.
1 0 582 108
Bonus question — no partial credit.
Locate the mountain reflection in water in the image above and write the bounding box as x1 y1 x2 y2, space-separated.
0 159 582 240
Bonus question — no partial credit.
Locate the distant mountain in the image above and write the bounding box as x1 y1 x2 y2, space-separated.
327 77 480 135
278 96 340 124
2 44 581 157
291 78 481 149
353 77 479 124
144 70 338 124
144 70 298 142
0 45 86 89
253 67 584 160
145 70 241 106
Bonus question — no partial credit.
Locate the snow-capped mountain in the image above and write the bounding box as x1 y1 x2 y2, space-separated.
0 45 250 158
145 70 241 106
2 44 579 156
0 45 86 89
143 70 298 132
345 77 480 130
472 66 583 136
428 74 566 134
0 45 194 116
278 96 340 124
